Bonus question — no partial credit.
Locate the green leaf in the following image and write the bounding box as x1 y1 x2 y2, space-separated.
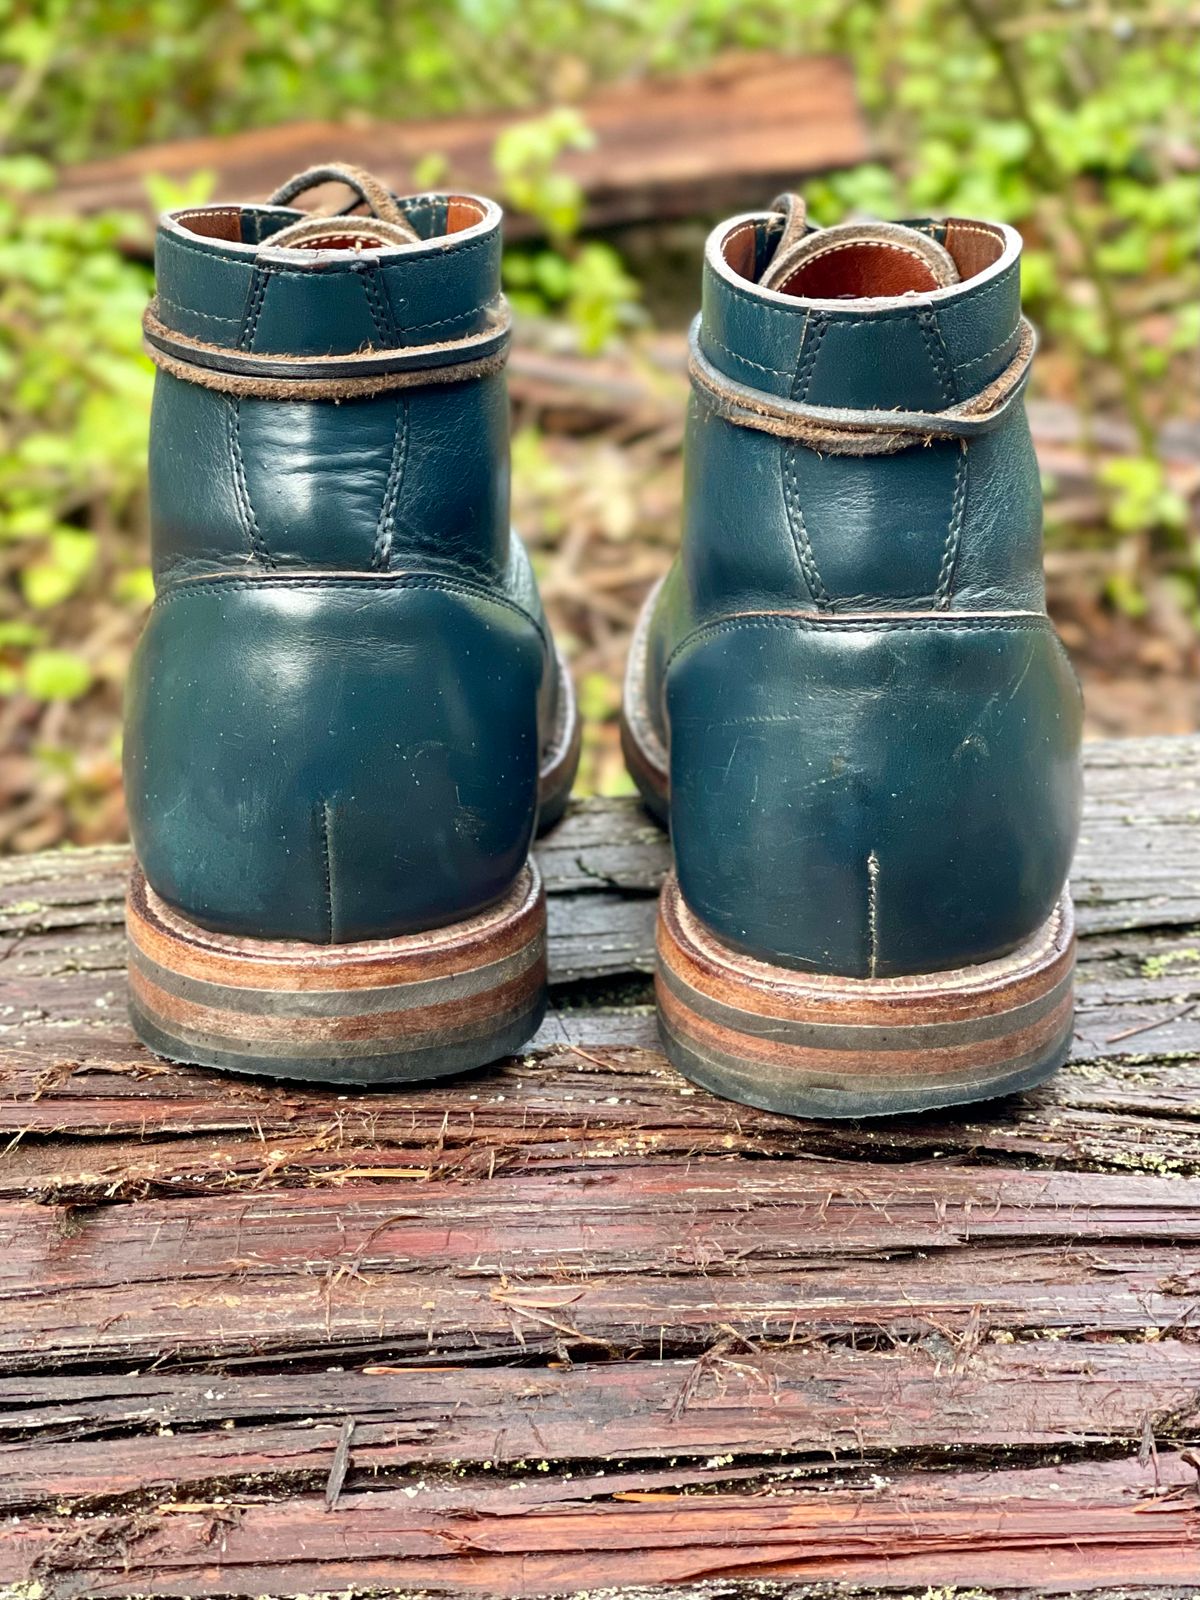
0 155 55 194
23 649 94 702
20 528 97 609
114 565 156 607
144 169 217 215
413 151 449 189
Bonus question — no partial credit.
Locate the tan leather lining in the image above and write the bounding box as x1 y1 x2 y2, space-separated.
177 207 242 242
721 220 759 280
776 240 942 299
176 194 489 245
447 196 486 233
945 219 1004 280
721 212 1010 294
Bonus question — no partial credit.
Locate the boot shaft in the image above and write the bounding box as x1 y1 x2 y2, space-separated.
683 207 1045 618
146 188 512 583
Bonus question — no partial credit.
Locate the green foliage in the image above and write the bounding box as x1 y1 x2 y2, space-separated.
0 1 824 161
494 107 592 242
505 236 641 352
809 0 1199 583
496 110 641 351
0 153 153 695
1100 456 1189 539
143 168 216 215
20 526 96 609
23 646 92 700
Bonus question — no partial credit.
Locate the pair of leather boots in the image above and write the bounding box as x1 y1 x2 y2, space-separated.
125 165 1082 1119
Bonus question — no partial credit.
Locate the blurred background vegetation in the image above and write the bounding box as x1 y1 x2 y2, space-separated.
1 0 1197 850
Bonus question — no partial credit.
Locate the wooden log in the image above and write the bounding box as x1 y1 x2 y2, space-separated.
6 1456 1199 1594
51 55 869 243
4 1340 1200 1511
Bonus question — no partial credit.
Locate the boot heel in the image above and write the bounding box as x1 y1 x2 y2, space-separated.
126 863 547 1085
656 874 1075 1119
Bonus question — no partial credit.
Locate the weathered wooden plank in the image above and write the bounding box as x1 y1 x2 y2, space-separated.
9 943 1200 1173
3 1340 1199 1515
50 55 869 243
1 1148 1198 1372
5 1454 1198 1595
2 1258 1193 1382
3 999 1200 1193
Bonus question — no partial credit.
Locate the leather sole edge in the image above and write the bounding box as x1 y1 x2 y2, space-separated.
656 872 1076 1119
126 862 547 1085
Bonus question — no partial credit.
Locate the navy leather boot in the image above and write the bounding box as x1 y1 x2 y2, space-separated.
125 166 579 1083
622 198 1082 1117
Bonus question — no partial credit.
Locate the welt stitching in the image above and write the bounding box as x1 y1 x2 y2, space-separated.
935 445 970 608
378 234 496 270
701 333 791 378
917 309 956 403
916 306 964 612
237 265 271 352
665 613 1050 673
788 238 944 270
154 294 241 326
371 398 409 571
933 266 1019 314
161 229 497 272
152 573 550 650
360 264 396 345
718 220 759 275
226 398 272 567
955 326 1021 371
156 295 488 341
782 446 830 608
947 221 1007 242
396 307 486 335
792 315 827 401
708 275 809 322
317 800 335 946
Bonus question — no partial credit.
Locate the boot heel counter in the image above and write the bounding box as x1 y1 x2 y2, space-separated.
666 614 1082 978
125 576 545 942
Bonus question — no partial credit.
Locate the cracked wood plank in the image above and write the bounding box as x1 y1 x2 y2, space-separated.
4 1340 1200 1513
5 1455 1199 1596
0 1162 1198 1370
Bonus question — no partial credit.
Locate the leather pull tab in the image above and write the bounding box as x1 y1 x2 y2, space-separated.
763 217 960 299
759 192 809 290
267 162 420 242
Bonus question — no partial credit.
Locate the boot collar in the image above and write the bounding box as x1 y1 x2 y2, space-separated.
153 191 503 359
700 208 1024 413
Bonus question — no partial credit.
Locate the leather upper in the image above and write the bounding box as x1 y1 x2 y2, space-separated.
126 187 562 943
153 195 500 355
636 207 1083 979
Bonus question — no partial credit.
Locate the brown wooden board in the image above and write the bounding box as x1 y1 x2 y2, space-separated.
51 54 869 245
1 735 1199 1597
